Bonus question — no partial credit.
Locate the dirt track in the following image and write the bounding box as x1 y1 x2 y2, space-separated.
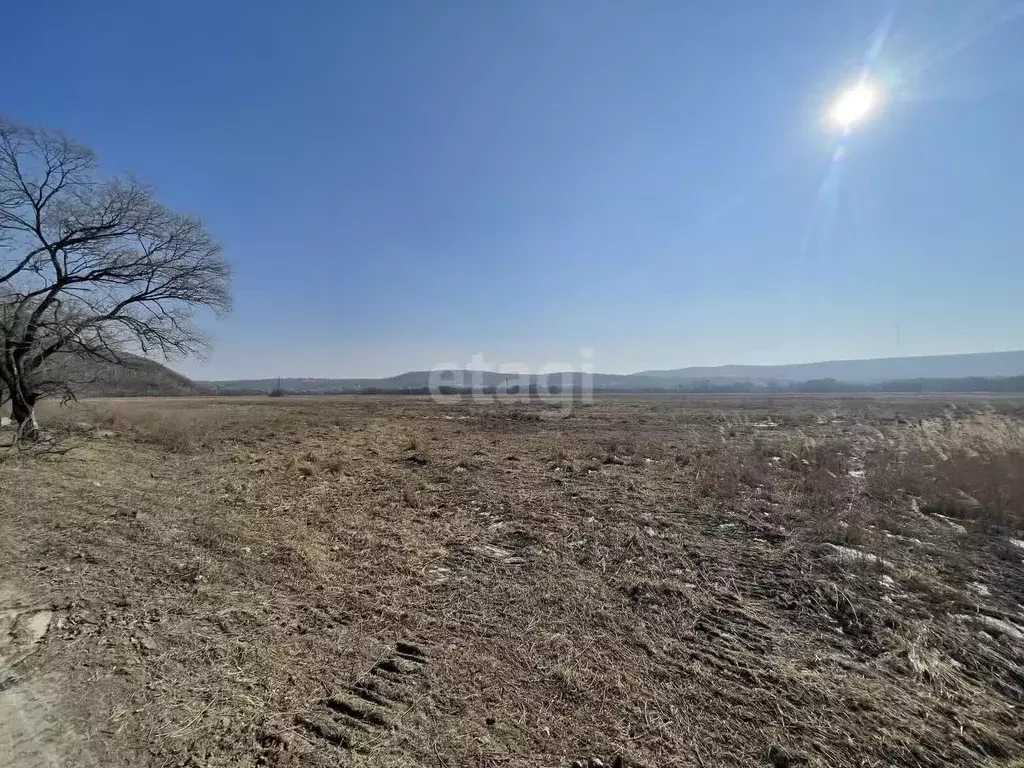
0 586 97 768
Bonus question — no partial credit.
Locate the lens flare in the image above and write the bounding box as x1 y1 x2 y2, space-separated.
831 83 879 128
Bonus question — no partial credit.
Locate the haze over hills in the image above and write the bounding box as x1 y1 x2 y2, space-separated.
26 350 1024 398
638 350 1024 384
201 350 1024 394
36 351 1024 399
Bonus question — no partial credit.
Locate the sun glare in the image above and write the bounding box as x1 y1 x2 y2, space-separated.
831 83 879 128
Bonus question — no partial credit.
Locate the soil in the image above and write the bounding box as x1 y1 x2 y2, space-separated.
0 586 98 768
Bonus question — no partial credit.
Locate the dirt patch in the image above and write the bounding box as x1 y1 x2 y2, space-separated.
0 587 95 768
0 602 53 674
0 673 67 768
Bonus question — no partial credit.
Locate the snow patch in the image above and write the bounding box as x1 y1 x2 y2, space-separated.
968 582 991 597
823 543 882 565
960 614 1024 643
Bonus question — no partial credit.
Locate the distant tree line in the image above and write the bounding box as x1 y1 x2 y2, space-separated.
245 376 1024 397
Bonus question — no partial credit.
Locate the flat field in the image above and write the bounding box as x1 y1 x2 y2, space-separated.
2 394 1024 767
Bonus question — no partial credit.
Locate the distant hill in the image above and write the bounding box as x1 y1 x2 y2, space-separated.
42 354 207 398
638 351 1024 384
28 350 1024 401
202 350 1024 395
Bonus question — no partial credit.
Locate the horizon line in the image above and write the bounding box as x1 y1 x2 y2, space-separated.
193 348 1024 382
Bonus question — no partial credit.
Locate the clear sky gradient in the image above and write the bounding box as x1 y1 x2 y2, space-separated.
4 1 1023 378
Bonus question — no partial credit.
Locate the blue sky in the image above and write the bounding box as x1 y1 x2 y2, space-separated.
4 0 1024 378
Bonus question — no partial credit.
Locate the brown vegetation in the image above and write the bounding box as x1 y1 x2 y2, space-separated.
2 395 1024 767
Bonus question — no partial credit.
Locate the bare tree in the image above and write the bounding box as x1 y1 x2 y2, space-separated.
0 119 231 438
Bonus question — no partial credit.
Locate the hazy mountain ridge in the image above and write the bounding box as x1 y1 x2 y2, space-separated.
638 351 1024 384
27 350 1024 398
202 351 1024 393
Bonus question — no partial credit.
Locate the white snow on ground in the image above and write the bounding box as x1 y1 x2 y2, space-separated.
968 582 991 597
959 614 1024 644
823 543 882 565
930 514 968 534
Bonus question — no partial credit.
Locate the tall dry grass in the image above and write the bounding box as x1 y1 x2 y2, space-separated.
867 414 1024 530
37 399 226 453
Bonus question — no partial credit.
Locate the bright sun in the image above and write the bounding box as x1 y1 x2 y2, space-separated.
831 83 879 128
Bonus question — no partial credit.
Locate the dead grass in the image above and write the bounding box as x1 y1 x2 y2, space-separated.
2 394 1024 767
869 443 1024 530
37 399 227 453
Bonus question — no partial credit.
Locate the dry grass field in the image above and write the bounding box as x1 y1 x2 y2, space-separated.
2 394 1024 767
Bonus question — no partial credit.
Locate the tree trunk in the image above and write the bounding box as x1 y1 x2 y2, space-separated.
9 388 38 440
